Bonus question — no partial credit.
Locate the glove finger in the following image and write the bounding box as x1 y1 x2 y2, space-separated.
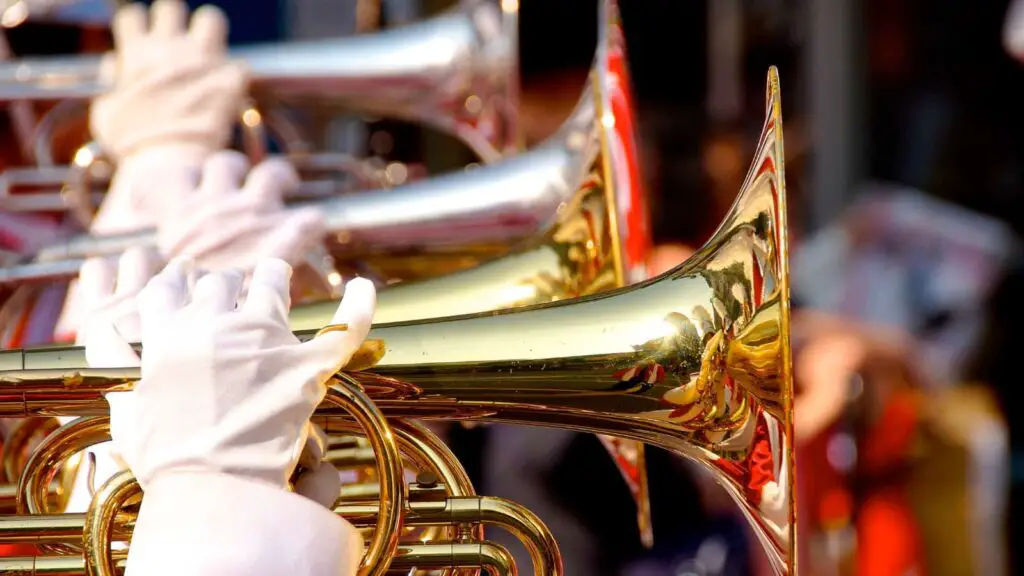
105 391 138 471
244 157 301 209
148 0 188 38
294 463 342 510
255 209 328 265
187 4 229 55
199 150 249 197
84 321 142 368
137 258 192 344
242 258 293 326
97 52 117 84
111 2 147 51
78 257 118 314
298 422 329 467
115 247 161 298
190 268 245 314
300 277 376 374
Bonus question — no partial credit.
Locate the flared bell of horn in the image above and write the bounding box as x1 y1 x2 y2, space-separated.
0 66 795 575
0 0 519 162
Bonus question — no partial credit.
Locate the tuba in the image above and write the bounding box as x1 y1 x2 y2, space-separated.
0 67 796 575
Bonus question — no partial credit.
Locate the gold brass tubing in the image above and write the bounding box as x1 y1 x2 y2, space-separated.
0 417 79 517
18 417 109 556
339 497 561 576
83 470 136 576
326 446 377 469
2 418 59 483
0 544 508 576
0 554 127 575
18 418 108 515
323 377 405 576
340 482 383 501
0 483 59 513
389 542 516 576
0 513 132 544
320 419 482 547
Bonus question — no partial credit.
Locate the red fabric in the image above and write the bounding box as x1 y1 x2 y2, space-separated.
857 487 924 576
861 390 920 475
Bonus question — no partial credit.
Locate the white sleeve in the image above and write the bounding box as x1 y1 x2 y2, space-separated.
126 473 362 576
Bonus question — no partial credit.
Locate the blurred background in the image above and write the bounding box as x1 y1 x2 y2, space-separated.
2 0 1024 574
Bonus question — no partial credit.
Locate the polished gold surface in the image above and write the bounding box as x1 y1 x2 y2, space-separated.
0 544 517 576
0 69 794 573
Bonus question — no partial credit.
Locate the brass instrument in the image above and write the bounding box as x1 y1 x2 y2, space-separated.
0 0 659 548
0 63 583 287
0 0 627 290
0 67 796 574
0 0 521 163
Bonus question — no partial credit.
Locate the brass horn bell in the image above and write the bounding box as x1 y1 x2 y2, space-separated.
0 67 796 575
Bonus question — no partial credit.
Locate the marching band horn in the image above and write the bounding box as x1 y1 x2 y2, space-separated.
0 66 796 575
0 9 605 288
0 0 521 163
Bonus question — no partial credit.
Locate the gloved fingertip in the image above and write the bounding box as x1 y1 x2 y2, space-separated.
79 257 117 295
340 277 377 313
293 465 342 510
111 3 147 46
189 3 228 40
251 258 293 285
290 207 328 234
204 149 250 179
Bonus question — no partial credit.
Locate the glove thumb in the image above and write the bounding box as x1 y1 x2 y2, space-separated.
294 463 342 510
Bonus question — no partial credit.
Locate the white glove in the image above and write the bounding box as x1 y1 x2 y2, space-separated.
76 254 344 508
90 0 246 163
156 151 326 274
60 247 159 513
102 257 375 490
95 258 370 576
88 0 248 236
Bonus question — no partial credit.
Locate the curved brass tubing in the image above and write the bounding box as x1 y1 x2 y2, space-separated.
0 494 552 575
2 417 59 483
339 496 561 576
0 417 79 516
0 543 516 576
17 417 108 556
75 379 405 576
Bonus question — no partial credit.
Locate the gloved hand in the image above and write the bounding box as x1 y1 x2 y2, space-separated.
156 150 326 274
59 150 327 343
90 0 246 164
61 247 158 513
101 257 375 492
104 258 370 576
88 0 248 236
77 254 345 510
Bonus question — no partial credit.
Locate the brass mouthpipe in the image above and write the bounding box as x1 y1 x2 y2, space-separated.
0 543 514 576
